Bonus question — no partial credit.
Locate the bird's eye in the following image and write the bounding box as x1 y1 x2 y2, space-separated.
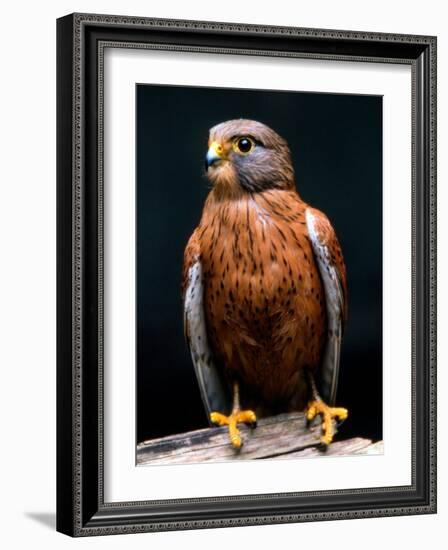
233 137 254 155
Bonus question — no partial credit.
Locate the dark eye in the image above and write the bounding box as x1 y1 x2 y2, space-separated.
233 137 254 155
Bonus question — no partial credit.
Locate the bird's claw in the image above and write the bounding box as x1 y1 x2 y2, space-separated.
306 400 348 446
210 409 257 448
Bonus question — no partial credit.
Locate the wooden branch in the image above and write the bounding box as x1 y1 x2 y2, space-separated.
137 412 383 466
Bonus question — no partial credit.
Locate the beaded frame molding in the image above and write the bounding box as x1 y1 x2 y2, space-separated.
56 13 437 537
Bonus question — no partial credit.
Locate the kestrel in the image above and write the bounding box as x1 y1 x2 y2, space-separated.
182 119 348 448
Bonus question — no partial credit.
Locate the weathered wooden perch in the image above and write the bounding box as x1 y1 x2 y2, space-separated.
137 412 383 466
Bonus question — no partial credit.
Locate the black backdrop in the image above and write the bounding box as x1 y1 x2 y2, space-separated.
136 84 382 445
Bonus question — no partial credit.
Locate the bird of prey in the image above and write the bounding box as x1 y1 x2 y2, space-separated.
182 119 348 448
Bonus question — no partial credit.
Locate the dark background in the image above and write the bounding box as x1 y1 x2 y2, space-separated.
136 84 382 445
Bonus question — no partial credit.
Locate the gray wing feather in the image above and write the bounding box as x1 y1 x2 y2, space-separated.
306 209 344 405
184 259 231 420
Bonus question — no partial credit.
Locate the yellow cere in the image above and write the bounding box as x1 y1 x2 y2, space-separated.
210 141 224 156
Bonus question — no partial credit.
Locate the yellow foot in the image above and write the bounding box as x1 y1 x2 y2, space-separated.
210 410 257 448
306 400 348 446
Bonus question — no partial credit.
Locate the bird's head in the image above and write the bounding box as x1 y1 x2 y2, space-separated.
204 119 295 197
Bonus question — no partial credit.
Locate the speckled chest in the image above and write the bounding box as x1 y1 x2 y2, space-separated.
198 192 326 363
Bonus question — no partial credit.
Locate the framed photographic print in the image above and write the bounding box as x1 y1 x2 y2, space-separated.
56 13 437 536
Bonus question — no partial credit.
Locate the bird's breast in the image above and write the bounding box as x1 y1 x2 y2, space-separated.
199 192 327 403
200 193 320 309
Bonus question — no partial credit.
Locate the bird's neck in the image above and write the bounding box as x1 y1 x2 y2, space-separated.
208 182 299 204
202 188 304 226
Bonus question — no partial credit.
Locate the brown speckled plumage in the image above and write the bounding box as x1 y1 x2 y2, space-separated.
182 119 347 419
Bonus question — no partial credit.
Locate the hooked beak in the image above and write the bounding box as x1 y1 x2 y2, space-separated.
205 141 225 171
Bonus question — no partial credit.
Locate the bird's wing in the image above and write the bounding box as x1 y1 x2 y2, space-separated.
305 207 348 405
182 230 231 421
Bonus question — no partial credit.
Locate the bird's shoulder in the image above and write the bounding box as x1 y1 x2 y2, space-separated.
305 205 347 321
305 206 345 264
181 228 201 297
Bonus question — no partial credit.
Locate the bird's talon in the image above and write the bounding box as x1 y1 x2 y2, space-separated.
316 440 330 453
210 409 257 448
210 411 228 426
306 400 349 446
306 405 317 422
230 432 243 449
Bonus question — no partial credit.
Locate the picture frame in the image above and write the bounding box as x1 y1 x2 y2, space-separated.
56 12 437 536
